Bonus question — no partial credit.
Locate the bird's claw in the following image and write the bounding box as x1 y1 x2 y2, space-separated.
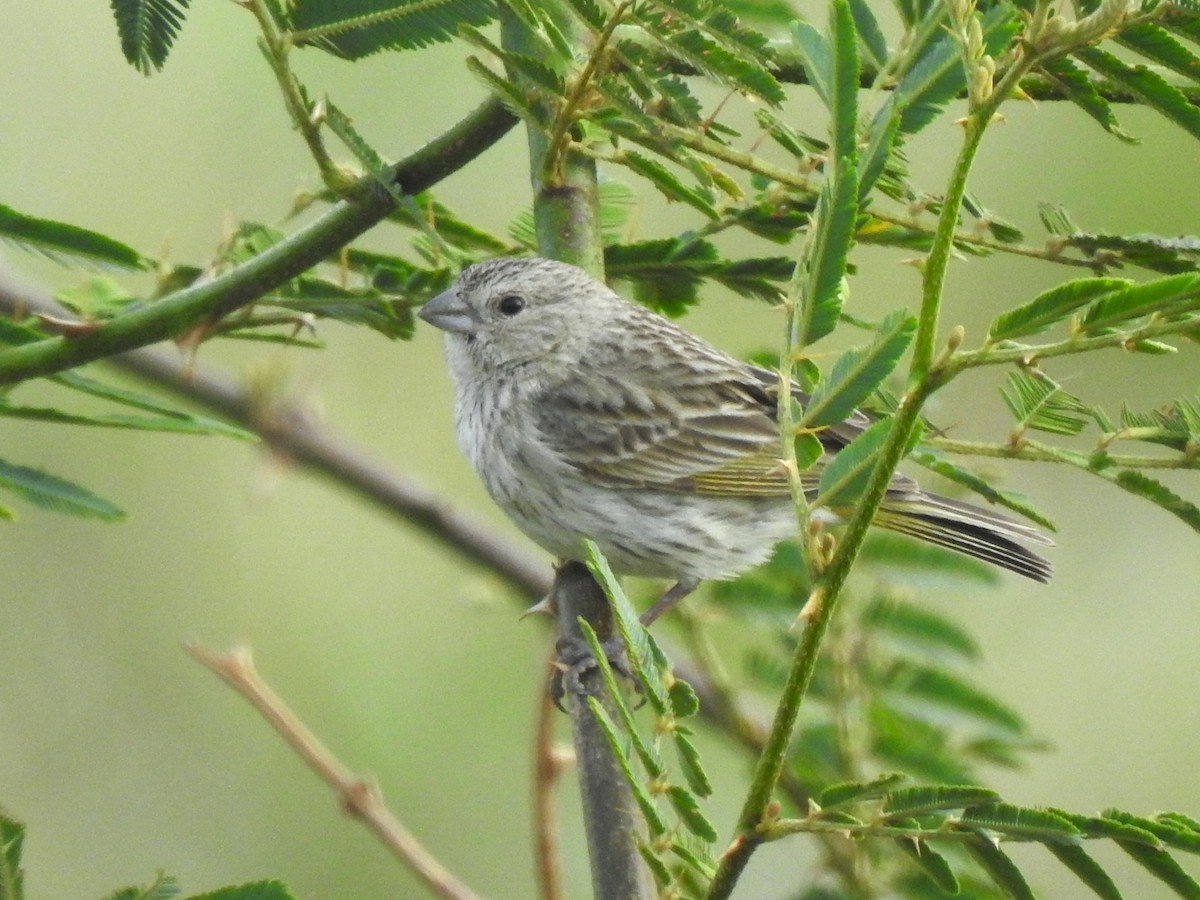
549 633 637 711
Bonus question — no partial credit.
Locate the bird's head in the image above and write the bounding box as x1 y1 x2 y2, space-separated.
419 257 611 372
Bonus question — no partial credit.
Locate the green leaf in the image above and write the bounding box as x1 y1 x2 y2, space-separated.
988 277 1132 341
48 370 254 439
263 276 418 340
560 0 606 30
466 57 545 126
816 415 919 508
1081 272 1200 332
636 840 675 889
1056 810 1162 845
828 0 860 165
1001 371 1091 436
897 838 960 893
0 814 25 900
620 152 718 218
1039 201 1080 237
1045 842 1123 900
847 0 888 71
640 8 784 105
673 731 712 798
888 5 1017 135
650 0 775 62
584 695 669 836
55 276 141 319
0 458 125 521
668 678 700 719
802 308 915 428
1114 471 1200 534
859 102 901 202
0 203 144 269
1062 231 1200 275
817 772 910 809
1036 56 1137 143
794 155 859 346
1159 813 1200 835
288 0 497 59
964 835 1035 900
882 784 999 818
1105 809 1200 853
190 879 298 899
792 21 833 110
666 784 718 841
578 620 668 781
884 663 1027 736
961 803 1082 842
1077 46 1200 143
862 596 982 660
667 832 716 878
110 0 192 74
1115 395 1200 452
910 448 1057 531
1118 22 1200 86
0 401 253 438
584 541 673 715
1114 840 1200 899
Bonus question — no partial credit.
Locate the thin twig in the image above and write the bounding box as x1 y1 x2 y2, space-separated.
930 435 1200 470
945 315 1200 376
185 642 483 900
0 96 517 387
532 640 568 900
0 268 552 596
244 0 341 185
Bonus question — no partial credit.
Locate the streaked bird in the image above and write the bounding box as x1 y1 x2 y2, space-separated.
420 257 1051 622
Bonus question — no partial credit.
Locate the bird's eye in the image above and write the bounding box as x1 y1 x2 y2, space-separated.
497 294 526 316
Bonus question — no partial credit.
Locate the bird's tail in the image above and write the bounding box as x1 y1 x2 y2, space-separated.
874 492 1054 582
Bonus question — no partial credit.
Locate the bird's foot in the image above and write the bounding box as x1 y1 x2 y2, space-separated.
550 633 636 710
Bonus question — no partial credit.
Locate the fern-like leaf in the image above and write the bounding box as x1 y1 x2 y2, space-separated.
288 0 497 59
0 459 125 521
110 0 192 74
0 204 144 270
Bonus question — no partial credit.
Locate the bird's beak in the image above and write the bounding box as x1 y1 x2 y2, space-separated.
418 286 479 336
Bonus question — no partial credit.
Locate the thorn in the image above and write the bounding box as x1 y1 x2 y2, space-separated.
520 593 556 620
797 588 825 623
33 313 99 336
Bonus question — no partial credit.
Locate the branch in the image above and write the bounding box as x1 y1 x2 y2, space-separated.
186 642 483 900
500 3 649 896
931 435 1200 470
0 268 550 596
532 654 569 900
946 315 1200 375
549 562 655 900
0 96 517 387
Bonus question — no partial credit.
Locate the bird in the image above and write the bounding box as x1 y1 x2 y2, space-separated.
418 256 1051 623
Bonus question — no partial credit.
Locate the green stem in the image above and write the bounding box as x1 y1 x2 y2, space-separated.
246 0 340 184
711 23 1050 898
911 118 988 381
499 5 647 898
948 315 1200 373
930 436 1200 470
0 98 517 387
541 1 631 188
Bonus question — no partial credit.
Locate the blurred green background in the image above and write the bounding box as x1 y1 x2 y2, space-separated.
2 3 1198 898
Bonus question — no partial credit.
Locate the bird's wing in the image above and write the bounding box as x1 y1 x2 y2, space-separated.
533 358 921 497
533 366 867 496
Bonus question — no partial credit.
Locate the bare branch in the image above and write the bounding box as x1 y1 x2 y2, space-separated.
186 642 483 900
